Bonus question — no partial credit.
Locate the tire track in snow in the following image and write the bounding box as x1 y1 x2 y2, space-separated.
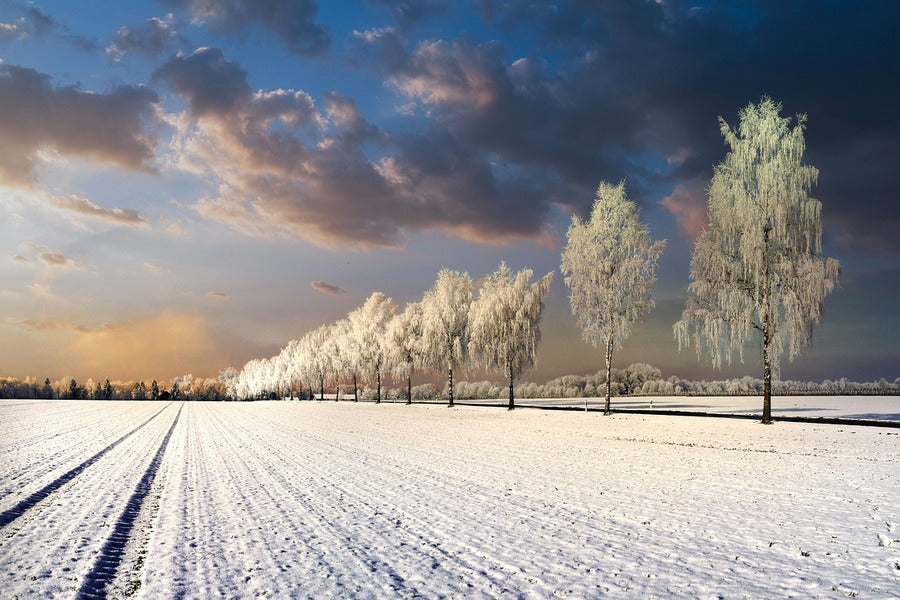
1 403 164 503
0 402 172 529
76 402 183 599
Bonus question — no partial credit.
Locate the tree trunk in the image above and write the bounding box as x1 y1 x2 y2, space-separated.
762 345 772 424
376 370 381 404
604 335 613 415
761 223 774 425
447 367 454 407
353 373 358 402
507 367 515 411
319 377 324 402
407 373 412 405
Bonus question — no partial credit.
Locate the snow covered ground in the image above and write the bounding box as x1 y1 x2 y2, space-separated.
1 399 898 598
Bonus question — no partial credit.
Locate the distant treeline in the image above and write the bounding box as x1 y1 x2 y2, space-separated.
4 363 895 401
0 373 230 401
370 363 900 401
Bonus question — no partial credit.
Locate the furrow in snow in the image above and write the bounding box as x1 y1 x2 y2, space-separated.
76 403 183 598
0 402 172 529
0 403 179 597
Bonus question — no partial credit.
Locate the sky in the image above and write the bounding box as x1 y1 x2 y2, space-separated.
1 0 898 385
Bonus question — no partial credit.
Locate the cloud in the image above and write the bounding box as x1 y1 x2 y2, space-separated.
106 14 179 62
207 291 228 299
0 6 54 43
157 48 563 248
153 3 898 254
475 1 900 254
162 0 328 56
64 312 226 380
310 280 346 295
14 243 80 269
8 310 276 381
659 183 708 239
0 5 95 51
27 282 54 298
144 261 166 274
367 0 446 33
48 194 148 227
39 252 75 267
153 47 251 117
0 63 159 186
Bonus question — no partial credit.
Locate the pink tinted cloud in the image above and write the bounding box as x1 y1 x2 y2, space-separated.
310 280 346 295
660 183 708 239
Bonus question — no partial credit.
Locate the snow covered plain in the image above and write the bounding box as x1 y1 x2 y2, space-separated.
1 400 898 598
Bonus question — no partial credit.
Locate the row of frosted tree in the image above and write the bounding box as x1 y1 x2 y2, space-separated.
231 264 554 409
231 97 843 422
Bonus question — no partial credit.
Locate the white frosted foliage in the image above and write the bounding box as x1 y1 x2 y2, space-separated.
348 292 396 402
420 269 473 405
560 180 665 413
386 301 424 402
673 97 841 423
469 263 553 409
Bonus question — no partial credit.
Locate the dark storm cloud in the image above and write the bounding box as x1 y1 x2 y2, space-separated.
162 0 328 56
106 14 180 61
0 64 158 185
165 2 898 252
153 48 250 117
159 47 560 247
472 0 900 255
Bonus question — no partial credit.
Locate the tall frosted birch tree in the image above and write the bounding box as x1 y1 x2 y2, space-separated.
349 292 396 403
421 269 473 407
387 301 424 405
469 263 554 410
561 181 666 415
674 97 840 424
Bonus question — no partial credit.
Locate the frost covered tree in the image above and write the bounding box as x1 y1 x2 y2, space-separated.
349 292 396 403
674 97 840 424
469 263 554 410
303 324 332 400
332 319 361 402
387 301 424 404
561 181 666 415
421 269 473 407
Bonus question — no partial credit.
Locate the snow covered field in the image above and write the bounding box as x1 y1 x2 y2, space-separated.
1 400 898 598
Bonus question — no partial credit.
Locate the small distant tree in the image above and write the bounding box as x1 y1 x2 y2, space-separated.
561 181 665 414
151 380 160 400
103 379 113 400
469 263 554 410
387 301 424 404
421 269 473 407
67 378 80 400
674 97 840 424
42 377 54 399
